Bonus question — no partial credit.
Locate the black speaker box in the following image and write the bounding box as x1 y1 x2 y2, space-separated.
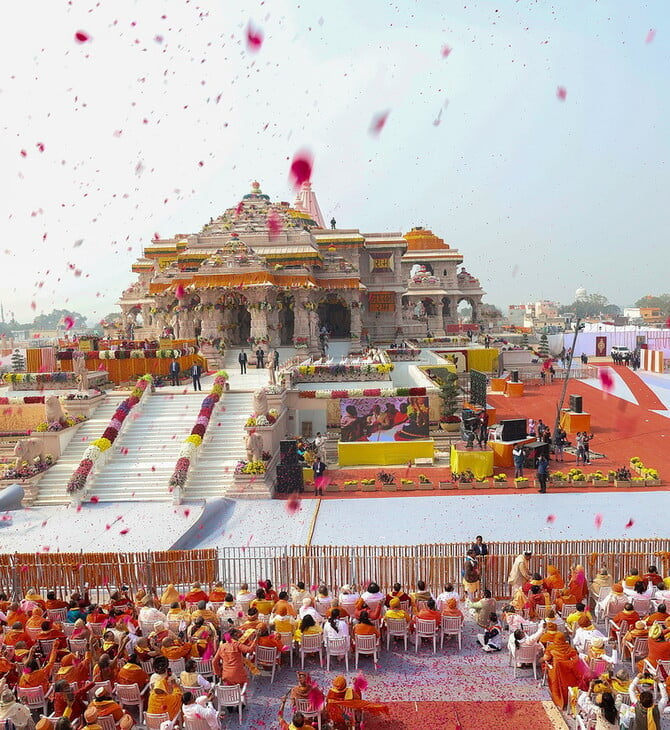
497 418 527 442
569 394 583 413
280 440 298 464
276 463 304 493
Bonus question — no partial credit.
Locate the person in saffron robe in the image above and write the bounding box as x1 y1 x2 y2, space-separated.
91 687 125 722
51 679 93 722
18 644 58 692
441 598 464 620
278 695 315 730
186 618 214 657
117 653 149 689
294 615 322 645
590 568 613 603
4 622 34 649
352 611 380 642
7 604 29 627
160 584 180 608
525 585 551 619
568 565 588 604
184 583 209 605
24 589 46 611
147 669 182 720
543 632 590 709
554 588 578 613
45 591 68 612
544 565 565 592
26 608 46 632
55 651 92 686
256 624 284 665
326 675 389 729
160 636 193 661
208 582 227 605
272 591 297 618
611 603 641 640
92 654 118 685
212 628 257 686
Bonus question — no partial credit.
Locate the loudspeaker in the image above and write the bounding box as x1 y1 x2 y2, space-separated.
280 440 298 464
496 418 527 442
510 370 520 383
569 394 583 413
275 463 304 493
523 441 551 468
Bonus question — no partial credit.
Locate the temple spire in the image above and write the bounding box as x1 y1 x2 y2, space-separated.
294 181 325 228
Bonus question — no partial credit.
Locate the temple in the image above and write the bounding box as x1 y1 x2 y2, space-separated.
116 181 486 347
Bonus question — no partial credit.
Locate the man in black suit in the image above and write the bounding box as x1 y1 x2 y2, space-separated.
471 535 489 558
256 347 265 368
191 361 202 391
169 357 180 386
238 350 247 374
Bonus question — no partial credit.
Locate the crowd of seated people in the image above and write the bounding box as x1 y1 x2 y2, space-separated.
5 565 670 729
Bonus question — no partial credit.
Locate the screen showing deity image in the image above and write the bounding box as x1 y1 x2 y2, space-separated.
339 396 430 442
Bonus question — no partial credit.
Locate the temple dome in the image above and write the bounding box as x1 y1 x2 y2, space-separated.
404 227 450 251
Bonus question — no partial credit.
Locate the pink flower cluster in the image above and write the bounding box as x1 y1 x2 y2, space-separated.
168 373 228 492
66 375 151 495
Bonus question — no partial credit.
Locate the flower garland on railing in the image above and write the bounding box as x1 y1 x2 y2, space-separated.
168 370 228 494
2 372 76 384
298 387 427 399
66 375 152 496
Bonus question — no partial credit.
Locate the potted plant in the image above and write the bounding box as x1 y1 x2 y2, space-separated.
514 476 529 489
362 478 377 492
614 466 632 488
343 479 360 492
438 370 461 432
550 471 567 487
589 471 609 487
453 470 474 489
377 471 395 491
438 478 456 490
493 473 509 487
473 476 490 489
630 456 643 474
400 478 416 491
642 468 661 486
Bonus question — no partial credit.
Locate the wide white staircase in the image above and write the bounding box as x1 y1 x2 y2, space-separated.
81 392 206 502
33 397 125 506
184 391 253 500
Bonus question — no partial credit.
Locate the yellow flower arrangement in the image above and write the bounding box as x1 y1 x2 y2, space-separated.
493 473 507 482
186 434 202 446
361 478 375 486
241 460 267 475
91 437 112 452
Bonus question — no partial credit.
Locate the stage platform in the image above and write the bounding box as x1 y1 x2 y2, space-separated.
489 436 535 467
559 409 591 433
338 440 435 466
450 444 494 478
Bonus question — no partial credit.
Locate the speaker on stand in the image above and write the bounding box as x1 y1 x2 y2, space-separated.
569 395 583 413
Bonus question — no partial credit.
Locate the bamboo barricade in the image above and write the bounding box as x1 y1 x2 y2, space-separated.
2 541 670 600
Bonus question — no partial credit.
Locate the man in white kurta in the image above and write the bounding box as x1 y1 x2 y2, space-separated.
507 551 532 593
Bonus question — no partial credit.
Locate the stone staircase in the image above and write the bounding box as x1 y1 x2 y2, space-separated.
183 391 253 500
32 397 125 506
81 392 206 502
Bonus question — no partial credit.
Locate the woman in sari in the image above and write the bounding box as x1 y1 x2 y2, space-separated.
543 633 590 708
569 565 588 604
326 675 389 729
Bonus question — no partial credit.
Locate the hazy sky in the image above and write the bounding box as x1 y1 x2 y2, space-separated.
1 0 668 324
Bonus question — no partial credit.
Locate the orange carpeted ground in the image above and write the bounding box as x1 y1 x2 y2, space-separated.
364 700 563 730
279 370 670 500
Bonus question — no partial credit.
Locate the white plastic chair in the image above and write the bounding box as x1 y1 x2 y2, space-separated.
17 686 49 715
385 618 409 651
98 715 117 730
68 637 88 655
140 659 155 675
193 657 214 680
181 685 207 700
399 600 411 615
633 597 652 616
278 632 294 667
644 658 670 682
214 683 246 725
39 638 58 657
325 636 350 671
89 623 105 637
511 644 541 679
354 633 379 670
139 621 157 638
145 712 180 730
88 680 115 701
116 683 148 725
299 632 323 669
560 604 576 620
315 600 332 618
62 623 76 637
168 657 186 676
254 645 278 683
47 608 68 623
440 615 463 650
415 619 437 654
625 637 649 672
295 697 323 730
610 620 630 656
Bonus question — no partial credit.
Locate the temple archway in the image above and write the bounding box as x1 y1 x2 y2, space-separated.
217 293 250 345
318 294 351 338
457 297 475 324
441 297 451 319
277 292 295 345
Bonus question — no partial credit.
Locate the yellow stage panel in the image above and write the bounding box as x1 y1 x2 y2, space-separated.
338 440 434 466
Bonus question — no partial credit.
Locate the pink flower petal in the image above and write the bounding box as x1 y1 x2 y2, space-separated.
119 528 130 535
289 150 313 190
63 315 75 330
90 496 99 504
594 513 603 529
441 45 452 58
175 284 185 299
369 110 390 136
598 368 614 393
285 495 301 515
246 21 264 52
625 518 634 529
267 209 282 240
74 31 90 43
646 29 656 43
556 86 567 101
546 514 556 524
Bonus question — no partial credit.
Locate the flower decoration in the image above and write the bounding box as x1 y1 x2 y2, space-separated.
66 375 151 495
167 371 228 495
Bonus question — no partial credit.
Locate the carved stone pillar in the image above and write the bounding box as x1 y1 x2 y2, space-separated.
199 291 220 339
293 293 310 346
249 306 268 343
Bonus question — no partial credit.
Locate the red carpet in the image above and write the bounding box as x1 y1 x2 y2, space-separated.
363 700 562 730
487 376 670 481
